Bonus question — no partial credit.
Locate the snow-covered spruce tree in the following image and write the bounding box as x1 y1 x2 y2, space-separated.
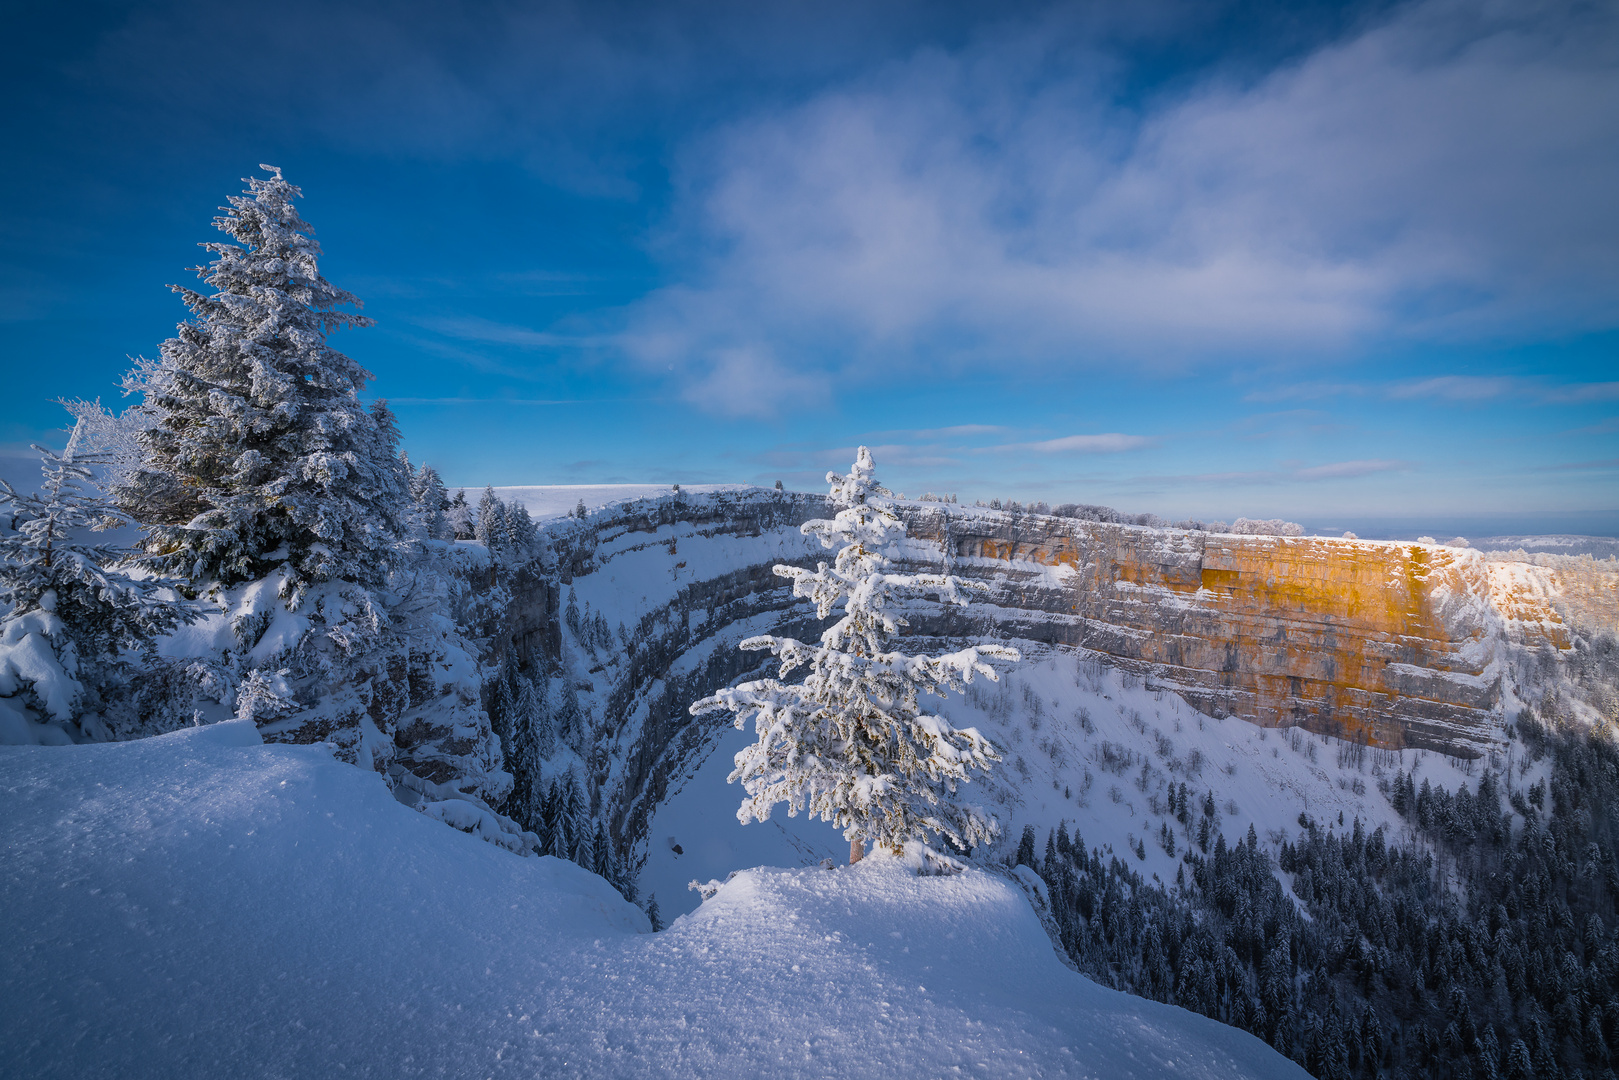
408 463 451 540
101 169 516 823
120 165 405 593
0 423 195 740
447 489 474 540
691 447 1018 863
475 486 508 554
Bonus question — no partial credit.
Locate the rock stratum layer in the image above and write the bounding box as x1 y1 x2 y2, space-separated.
487 489 1616 851
911 508 1615 756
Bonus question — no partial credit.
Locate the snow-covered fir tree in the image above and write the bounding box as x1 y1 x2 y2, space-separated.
0 424 195 737
76 168 519 819
408 463 451 540
448 490 474 540
506 501 537 555
691 447 1018 860
475 486 507 553
119 165 405 593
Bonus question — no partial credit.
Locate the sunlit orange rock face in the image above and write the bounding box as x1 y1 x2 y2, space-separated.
903 508 1617 757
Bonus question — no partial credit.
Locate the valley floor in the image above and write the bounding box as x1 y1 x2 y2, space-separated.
1 723 1307 1079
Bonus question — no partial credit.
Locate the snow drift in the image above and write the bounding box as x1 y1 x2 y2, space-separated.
0 724 1307 1079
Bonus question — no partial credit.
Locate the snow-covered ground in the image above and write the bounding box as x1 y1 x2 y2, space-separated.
1 722 1308 1079
492 484 755 521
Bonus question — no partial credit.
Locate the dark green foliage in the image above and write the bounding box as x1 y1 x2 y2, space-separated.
1034 715 1619 1078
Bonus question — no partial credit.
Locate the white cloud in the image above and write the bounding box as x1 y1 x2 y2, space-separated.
624 0 1619 414
1293 459 1408 480
1006 433 1158 454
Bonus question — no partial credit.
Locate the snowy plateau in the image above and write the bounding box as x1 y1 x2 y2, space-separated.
3 481 1615 1080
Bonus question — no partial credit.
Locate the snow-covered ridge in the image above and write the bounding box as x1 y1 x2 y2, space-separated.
0 722 1309 1079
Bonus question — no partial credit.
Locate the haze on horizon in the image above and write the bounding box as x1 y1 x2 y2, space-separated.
2 0 1616 537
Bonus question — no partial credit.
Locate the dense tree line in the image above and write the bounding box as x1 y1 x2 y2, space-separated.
1024 706 1619 1079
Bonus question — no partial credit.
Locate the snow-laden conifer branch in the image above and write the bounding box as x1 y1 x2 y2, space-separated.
691 446 1018 856
0 422 197 728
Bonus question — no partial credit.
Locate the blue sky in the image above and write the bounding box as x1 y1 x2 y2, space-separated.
2 0 1616 536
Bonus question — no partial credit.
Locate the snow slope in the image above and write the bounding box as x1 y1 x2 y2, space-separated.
1 723 1307 1079
639 720 847 920
644 644 1503 920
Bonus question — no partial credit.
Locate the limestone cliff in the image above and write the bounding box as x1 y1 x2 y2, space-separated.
908 507 1614 755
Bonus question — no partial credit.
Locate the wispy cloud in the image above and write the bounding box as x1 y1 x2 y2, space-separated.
1248 376 1619 406
414 316 599 350
1293 459 1408 480
865 423 1009 441
1532 458 1619 472
1541 382 1619 404
1134 459 1413 487
1386 376 1519 402
620 0 1619 415
994 433 1158 454
384 397 586 406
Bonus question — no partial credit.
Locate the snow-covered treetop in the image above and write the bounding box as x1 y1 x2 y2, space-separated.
189 165 374 343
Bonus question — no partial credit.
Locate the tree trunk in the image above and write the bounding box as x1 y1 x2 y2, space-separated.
850 838 864 864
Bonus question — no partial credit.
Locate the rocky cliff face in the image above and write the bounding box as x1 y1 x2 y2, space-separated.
905 508 1557 756
489 489 1616 853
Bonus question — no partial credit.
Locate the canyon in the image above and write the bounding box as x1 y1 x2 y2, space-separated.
483 488 1617 854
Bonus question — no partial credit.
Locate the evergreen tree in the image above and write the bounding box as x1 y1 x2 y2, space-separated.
691 447 1018 859
119 166 405 593
506 501 537 556
563 774 586 863
0 425 196 732
409 463 451 540
448 489 474 540
476 486 507 553
541 781 567 859
1016 824 1038 868
646 893 662 932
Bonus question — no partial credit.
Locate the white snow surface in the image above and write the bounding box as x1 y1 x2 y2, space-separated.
1 722 1307 1079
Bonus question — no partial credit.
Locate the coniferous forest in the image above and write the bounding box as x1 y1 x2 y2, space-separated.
1026 703 1619 1080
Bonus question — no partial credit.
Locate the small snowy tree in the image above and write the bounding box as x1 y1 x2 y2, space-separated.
691 447 1018 862
408 462 451 540
0 424 195 734
475 486 507 553
506 502 537 556
119 165 405 593
447 489 474 540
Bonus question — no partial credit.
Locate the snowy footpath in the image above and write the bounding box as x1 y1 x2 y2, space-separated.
1 724 1307 1079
